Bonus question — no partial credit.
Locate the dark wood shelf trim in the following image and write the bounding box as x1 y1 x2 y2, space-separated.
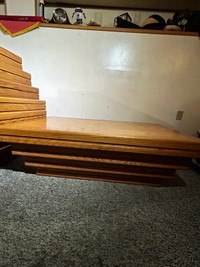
40 23 199 36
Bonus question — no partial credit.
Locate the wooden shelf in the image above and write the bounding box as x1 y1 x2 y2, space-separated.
39 23 199 36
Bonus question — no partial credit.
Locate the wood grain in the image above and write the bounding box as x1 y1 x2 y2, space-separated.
0 70 31 86
26 162 174 179
0 63 31 79
0 97 45 104
0 54 22 69
12 150 190 170
0 117 200 151
0 134 199 157
0 110 46 122
11 143 192 164
0 79 39 93
0 88 39 100
0 46 22 64
0 45 198 186
0 97 46 112
0 115 46 125
24 156 176 178
0 103 45 112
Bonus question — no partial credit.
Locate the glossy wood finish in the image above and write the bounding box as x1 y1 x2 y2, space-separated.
0 79 39 100
0 117 198 185
12 150 178 175
0 46 199 186
0 54 22 69
12 150 190 170
0 62 31 79
1 117 200 150
10 137 188 185
0 80 39 93
0 70 31 86
0 134 199 158
11 139 200 158
0 46 46 167
0 47 22 64
0 47 31 87
0 110 46 123
0 47 46 125
0 97 44 104
25 161 174 179
0 88 39 100
0 103 45 112
0 114 195 186
0 98 45 112
0 112 195 186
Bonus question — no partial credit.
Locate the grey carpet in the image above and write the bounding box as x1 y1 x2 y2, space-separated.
0 168 200 267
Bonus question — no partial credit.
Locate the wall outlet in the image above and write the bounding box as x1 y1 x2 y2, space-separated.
176 110 184 120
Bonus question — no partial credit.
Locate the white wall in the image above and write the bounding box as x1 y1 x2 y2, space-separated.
5 0 35 16
0 28 200 135
0 3 5 14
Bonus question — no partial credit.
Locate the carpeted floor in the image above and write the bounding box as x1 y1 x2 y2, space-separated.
0 164 200 266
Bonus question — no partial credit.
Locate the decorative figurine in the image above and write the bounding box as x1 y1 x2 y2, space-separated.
72 7 86 25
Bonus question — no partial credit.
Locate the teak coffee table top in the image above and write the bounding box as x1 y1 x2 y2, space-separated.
0 117 200 150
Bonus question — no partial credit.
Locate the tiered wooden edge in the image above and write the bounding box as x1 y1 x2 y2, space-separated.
0 131 195 186
0 46 199 186
0 46 46 166
0 114 199 186
0 46 46 124
11 141 191 186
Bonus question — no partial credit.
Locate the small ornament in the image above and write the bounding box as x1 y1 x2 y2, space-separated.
72 7 86 25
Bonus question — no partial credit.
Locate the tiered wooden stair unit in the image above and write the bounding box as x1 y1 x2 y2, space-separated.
0 46 200 186
0 46 46 166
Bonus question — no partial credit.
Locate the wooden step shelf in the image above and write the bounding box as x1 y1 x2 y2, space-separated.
0 79 39 100
0 116 199 186
0 46 200 186
12 150 190 170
